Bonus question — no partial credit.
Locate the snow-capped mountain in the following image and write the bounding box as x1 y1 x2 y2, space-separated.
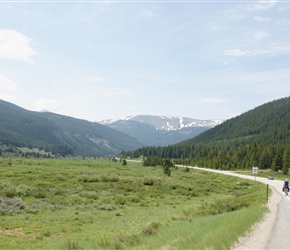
99 115 224 146
100 115 224 131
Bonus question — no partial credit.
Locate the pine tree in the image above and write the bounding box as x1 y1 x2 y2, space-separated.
282 147 290 175
121 159 127 166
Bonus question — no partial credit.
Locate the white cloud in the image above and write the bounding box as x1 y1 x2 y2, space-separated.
249 0 277 11
259 45 290 55
34 98 61 112
254 31 269 40
276 19 290 27
207 23 221 32
254 16 272 22
224 49 252 56
87 76 105 82
0 29 37 63
224 45 290 57
140 10 154 18
0 74 17 91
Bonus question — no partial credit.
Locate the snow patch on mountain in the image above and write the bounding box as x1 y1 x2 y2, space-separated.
99 115 224 131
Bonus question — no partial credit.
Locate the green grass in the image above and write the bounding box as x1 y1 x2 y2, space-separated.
0 157 268 249
136 205 266 249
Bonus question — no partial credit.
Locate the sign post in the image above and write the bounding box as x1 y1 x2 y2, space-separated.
252 166 258 183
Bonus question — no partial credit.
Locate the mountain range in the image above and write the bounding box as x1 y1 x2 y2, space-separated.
0 100 221 157
0 100 143 157
3 95 288 161
128 96 290 170
99 115 224 146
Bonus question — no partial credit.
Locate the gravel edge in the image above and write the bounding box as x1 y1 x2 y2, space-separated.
231 187 282 249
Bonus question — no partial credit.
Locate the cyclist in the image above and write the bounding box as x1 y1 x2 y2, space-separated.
283 179 289 194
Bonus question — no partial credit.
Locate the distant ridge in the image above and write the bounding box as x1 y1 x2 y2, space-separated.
100 115 224 130
0 100 143 157
99 115 224 146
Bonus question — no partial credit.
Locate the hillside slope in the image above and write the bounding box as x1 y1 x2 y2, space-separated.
128 96 290 171
184 96 290 146
0 100 143 156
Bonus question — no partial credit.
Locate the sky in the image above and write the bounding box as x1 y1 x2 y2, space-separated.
0 0 289 122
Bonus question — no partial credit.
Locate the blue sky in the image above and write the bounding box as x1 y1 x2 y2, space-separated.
0 0 289 122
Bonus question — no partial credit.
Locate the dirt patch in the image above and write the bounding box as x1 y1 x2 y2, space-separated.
0 227 24 236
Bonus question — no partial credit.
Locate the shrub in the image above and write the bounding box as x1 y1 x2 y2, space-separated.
142 221 160 235
114 194 126 205
0 197 26 215
34 181 55 188
163 165 171 176
143 177 155 186
98 236 111 248
194 198 250 216
66 240 82 250
42 230 51 237
32 189 46 199
127 195 141 203
16 184 34 197
4 188 17 198
79 191 98 200
95 204 118 211
239 181 250 186
100 175 119 182
117 233 140 246
78 175 99 183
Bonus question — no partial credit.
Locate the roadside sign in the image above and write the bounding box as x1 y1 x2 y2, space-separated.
252 166 258 175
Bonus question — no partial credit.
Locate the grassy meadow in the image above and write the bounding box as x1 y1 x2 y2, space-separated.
0 157 268 249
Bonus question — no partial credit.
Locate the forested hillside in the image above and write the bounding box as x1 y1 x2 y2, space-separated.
127 96 290 173
0 100 143 157
185 96 290 145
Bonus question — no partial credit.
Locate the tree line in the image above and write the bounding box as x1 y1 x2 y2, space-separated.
126 97 290 174
127 143 290 174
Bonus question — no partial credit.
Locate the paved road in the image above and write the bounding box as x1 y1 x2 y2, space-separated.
185 166 290 249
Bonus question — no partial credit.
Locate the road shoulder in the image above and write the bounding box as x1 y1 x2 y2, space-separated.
231 186 282 249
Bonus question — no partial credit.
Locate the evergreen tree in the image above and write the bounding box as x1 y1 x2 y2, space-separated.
282 147 290 175
121 159 127 166
162 158 173 176
271 145 283 171
259 147 272 169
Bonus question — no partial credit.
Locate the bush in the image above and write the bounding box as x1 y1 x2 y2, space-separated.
100 175 119 182
32 189 46 199
4 188 17 198
194 198 250 216
162 158 173 176
163 165 171 176
117 233 140 246
143 177 155 186
94 204 118 211
66 240 82 250
0 197 26 215
78 175 99 183
142 221 160 235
